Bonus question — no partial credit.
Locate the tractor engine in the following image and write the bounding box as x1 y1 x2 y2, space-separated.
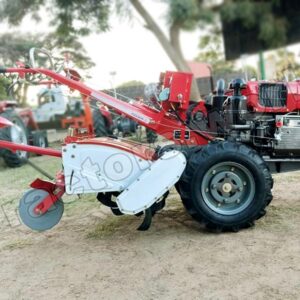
197 78 300 158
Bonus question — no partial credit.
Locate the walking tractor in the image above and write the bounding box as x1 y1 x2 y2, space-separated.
1 48 300 232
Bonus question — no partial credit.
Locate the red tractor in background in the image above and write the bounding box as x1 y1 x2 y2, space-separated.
0 63 115 168
0 100 48 167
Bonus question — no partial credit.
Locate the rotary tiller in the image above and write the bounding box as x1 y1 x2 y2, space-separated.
3 47 300 232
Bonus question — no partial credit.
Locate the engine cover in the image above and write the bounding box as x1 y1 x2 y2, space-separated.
62 139 153 194
275 115 300 156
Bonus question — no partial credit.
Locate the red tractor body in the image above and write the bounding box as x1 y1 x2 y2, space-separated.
0 51 298 233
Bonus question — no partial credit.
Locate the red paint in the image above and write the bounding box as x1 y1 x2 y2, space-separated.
30 172 65 214
0 140 62 157
3 67 211 146
0 116 13 128
76 137 156 161
230 81 300 113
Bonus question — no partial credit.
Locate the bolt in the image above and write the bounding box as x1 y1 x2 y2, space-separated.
212 170 216 175
231 167 235 171
243 182 247 186
63 148 67 152
71 155 75 158
205 188 209 192
236 199 241 204
72 145 76 149
217 203 222 207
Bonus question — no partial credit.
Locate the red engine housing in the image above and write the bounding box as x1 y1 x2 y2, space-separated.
241 80 300 113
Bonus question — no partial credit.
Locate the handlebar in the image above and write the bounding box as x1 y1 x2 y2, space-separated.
29 48 54 70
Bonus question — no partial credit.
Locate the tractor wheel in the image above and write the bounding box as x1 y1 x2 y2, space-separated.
0 110 29 168
33 131 48 148
92 109 108 137
146 128 158 144
177 141 273 232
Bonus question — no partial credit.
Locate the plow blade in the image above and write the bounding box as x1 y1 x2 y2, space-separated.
116 150 186 214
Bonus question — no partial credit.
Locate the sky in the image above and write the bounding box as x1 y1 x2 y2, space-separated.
0 1 205 91
79 0 202 89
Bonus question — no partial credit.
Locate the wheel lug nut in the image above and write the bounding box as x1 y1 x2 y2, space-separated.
217 203 221 207
231 167 235 171
243 182 247 186
205 188 209 192
212 170 216 175
237 199 241 204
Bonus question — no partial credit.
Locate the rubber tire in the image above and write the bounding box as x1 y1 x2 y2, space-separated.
177 141 273 232
92 109 108 137
0 110 29 168
33 131 49 148
146 128 158 143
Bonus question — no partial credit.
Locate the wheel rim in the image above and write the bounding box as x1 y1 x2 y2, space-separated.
38 136 46 148
19 189 64 231
10 124 28 159
201 162 255 215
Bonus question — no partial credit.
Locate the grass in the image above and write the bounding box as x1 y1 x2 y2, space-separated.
258 204 300 231
0 155 62 205
86 215 136 239
1 239 33 251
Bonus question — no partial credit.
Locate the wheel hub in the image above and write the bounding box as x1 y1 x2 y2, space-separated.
202 162 255 215
10 124 28 159
222 182 232 193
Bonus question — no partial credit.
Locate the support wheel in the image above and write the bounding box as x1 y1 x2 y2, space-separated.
19 189 64 231
177 141 273 232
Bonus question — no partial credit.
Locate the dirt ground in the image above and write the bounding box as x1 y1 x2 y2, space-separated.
0 155 299 300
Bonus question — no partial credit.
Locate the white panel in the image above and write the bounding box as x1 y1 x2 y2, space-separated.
62 144 151 195
116 151 186 214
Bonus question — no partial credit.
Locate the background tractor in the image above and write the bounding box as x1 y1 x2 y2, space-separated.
0 100 48 167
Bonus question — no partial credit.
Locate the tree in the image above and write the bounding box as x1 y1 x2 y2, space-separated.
0 0 215 101
196 26 258 80
221 0 289 49
0 32 95 105
117 80 145 88
128 0 213 100
196 26 235 74
267 49 300 80
0 77 10 100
